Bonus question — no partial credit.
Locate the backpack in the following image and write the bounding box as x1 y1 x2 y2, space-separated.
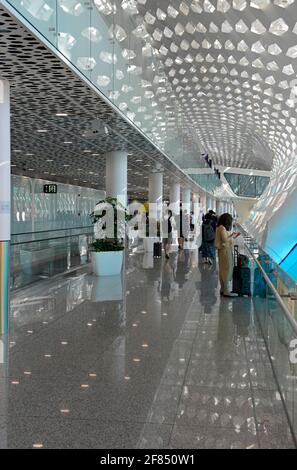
204 222 215 242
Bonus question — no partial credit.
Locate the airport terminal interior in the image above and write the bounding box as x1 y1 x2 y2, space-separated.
0 0 297 449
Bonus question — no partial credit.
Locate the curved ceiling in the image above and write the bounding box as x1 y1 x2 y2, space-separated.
5 0 297 173
128 0 297 171
5 0 297 175
0 6 204 200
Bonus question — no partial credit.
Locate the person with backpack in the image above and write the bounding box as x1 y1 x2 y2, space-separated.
201 213 216 265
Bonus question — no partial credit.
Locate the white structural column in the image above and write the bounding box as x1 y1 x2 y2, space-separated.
0 80 10 336
216 200 221 216
182 188 191 210
170 182 180 215
106 151 128 206
200 193 207 215
148 172 163 238
149 172 163 216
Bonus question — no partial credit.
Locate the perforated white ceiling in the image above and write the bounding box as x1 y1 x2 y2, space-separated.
93 0 297 171
0 6 204 200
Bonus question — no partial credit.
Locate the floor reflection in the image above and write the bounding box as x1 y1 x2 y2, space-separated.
1 249 295 449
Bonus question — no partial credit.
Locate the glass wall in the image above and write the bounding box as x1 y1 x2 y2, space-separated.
225 173 270 198
189 173 222 195
11 175 104 234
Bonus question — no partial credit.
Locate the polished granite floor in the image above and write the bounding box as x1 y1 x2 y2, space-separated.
0 248 295 449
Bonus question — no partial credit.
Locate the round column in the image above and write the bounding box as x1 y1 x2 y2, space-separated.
148 172 163 239
0 80 10 336
149 172 163 218
216 200 221 216
170 182 180 215
182 188 191 210
106 151 128 207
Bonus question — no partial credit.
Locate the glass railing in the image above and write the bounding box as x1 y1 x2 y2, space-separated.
3 0 204 170
11 227 94 290
239 230 297 318
280 244 297 283
236 225 297 443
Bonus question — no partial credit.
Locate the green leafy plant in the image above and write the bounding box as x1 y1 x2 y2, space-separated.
90 197 132 252
91 238 124 252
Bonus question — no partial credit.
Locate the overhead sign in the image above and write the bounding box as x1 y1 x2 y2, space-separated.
43 184 57 194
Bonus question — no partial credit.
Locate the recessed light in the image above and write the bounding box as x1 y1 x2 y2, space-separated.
64 141 72 144
56 113 68 117
33 443 44 449
37 129 48 133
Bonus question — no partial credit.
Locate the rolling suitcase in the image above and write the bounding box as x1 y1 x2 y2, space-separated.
232 245 251 296
153 242 162 258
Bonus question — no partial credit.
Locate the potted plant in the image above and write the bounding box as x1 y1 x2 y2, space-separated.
90 197 131 276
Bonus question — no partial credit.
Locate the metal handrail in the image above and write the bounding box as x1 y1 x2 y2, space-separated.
11 225 93 236
242 236 297 336
11 229 94 246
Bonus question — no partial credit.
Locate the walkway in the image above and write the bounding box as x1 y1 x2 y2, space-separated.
0 249 295 448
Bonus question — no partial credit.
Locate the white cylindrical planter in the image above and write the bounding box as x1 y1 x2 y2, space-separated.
106 151 128 207
92 251 124 276
0 80 10 336
170 182 180 215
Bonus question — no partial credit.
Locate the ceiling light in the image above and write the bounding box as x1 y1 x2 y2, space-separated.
56 113 68 117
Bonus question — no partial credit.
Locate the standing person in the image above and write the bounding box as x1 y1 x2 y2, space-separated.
201 213 216 265
208 209 218 226
162 209 174 260
215 213 240 297
179 209 190 249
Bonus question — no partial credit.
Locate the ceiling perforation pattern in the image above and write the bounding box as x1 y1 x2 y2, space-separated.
57 0 297 172
0 6 202 200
